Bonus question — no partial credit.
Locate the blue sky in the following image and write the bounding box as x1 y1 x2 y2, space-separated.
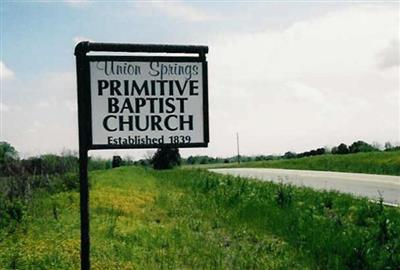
2 1 348 79
1 1 399 159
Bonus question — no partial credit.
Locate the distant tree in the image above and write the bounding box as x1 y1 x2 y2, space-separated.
387 146 400 151
283 151 297 159
122 156 135 166
295 147 326 158
112 155 122 168
309 150 317 156
0 141 18 163
384 142 400 152
199 156 208 164
137 159 151 167
384 142 393 151
215 157 224 163
255 155 264 161
349 141 377 153
21 157 43 175
331 146 339 154
152 148 181 170
46 154 75 174
372 142 382 151
337 143 349 154
186 156 195 165
243 155 256 162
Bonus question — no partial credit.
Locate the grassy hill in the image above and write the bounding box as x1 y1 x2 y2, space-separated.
1 166 399 269
193 151 400 176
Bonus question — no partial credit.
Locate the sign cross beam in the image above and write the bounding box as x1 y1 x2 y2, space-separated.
75 41 208 56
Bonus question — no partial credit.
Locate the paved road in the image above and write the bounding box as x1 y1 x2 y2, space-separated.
209 168 400 205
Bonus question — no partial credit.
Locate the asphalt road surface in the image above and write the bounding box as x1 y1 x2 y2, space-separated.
209 168 400 205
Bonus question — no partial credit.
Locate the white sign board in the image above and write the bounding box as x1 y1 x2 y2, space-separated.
88 57 208 148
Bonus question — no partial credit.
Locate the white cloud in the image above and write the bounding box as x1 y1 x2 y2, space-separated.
286 81 326 104
142 1 218 22
27 121 45 134
0 102 9 112
0 61 15 80
213 6 397 79
35 101 52 109
65 99 77 112
64 0 91 8
377 39 400 69
195 5 400 156
2 72 78 155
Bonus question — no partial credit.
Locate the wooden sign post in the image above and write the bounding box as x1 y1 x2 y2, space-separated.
75 42 209 269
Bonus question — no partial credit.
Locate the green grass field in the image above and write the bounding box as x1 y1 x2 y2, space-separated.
189 151 400 176
1 167 399 269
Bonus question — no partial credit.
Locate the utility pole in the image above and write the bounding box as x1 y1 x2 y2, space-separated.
236 132 240 164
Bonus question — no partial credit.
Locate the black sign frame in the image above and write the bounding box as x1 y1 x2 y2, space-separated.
74 42 209 270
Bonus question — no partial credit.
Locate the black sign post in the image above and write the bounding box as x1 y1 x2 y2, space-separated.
74 42 209 269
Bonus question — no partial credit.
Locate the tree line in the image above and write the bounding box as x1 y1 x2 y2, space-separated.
183 140 400 164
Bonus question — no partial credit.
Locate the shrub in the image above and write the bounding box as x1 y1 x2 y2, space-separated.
89 157 111 171
275 184 292 207
0 197 27 229
62 173 79 191
152 148 181 170
112 156 122 168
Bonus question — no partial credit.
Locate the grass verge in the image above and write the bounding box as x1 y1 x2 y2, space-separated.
188 151 400 176
1 166 399 269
